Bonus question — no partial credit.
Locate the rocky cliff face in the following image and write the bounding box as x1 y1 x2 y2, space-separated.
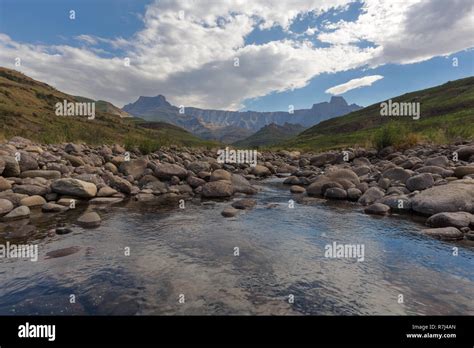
122 95 362 142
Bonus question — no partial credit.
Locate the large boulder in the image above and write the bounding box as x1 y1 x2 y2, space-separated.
106 174 133 194
307 177 332 197
0 198 14 215
326 168 360 185
187 161 210 174
426 212 473 229
18 151 38 172
382 167 411 184
456 146 474 161
119 158 149 178
425 156 449 167
364 203 390 215
358 187 385 206
250 165 271 177
51 178 97 198
310 152 338 166
154 163 188 180
421 227 464 241
0 156 20 177
210 169 232 182
406 173 434 192
202 181 234 198
231 174 257 195
454 166 474 178
324 187 347 200
1 205 30 221
12 184 49 196
20 195 47 207
77 212 101 228
411 179 474 215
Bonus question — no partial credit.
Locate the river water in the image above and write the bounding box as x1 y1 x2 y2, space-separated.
0 178 473 315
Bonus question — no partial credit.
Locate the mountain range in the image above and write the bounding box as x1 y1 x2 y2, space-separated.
122 94 361 143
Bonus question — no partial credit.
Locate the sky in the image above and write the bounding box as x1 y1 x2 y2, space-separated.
0 0 473 111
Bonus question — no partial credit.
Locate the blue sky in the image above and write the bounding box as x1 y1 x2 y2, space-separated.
0 0 473 111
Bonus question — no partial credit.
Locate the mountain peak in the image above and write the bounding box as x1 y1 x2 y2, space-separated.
329 96 348 107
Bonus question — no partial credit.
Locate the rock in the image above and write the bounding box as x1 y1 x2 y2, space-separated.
310 152 338 166
456 146 474 161
154 163 188 180
18 152 38 172
416 166 453 177
0 156 20 177
406 173 434 192
426 212 473 229
187 176 206 188
347 188 362 201
382 167 411 183
454 166 474 178
104 162 118 174
465 232 474 241
364 203 390 215
378 195 412 211
324 187 347 200
45 246 81 259
119 158 148 178
2 205 30 221
20 170 61 180
231 174 257 195
425 156 449 167
51 178 97 198
13 184 48 196
411 179 474 215
202 181 234 198
42 203 69 213
422 227 464 241
306 177 332 197
210 169 232 182
250 165 271 177
0 198 14 215
187 161 210 174
77 212 101 228
106 175 133 194
231 199 257 210
320 182 343 195
0 158 5 175
358 187 385 206
65 143 83 153
326 168 360 185
64 154 85 167
290 185 305 193
353 166 371 176
20 195 47 207
55 227 73 235
353 157 371 166
0 177 12 191
97 186 118 197
221 207 239 217
89 197 123 205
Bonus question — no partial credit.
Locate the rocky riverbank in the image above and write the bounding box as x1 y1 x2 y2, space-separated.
0 136 473 243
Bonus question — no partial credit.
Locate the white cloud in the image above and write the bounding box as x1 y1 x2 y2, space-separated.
0 0 472 110
326 75 384 95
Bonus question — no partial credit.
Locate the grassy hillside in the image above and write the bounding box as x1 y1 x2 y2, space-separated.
0 67 215 151
233 122 306 148
279 77 474 151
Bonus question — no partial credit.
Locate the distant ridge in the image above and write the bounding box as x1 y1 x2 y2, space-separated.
122 94 361 143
